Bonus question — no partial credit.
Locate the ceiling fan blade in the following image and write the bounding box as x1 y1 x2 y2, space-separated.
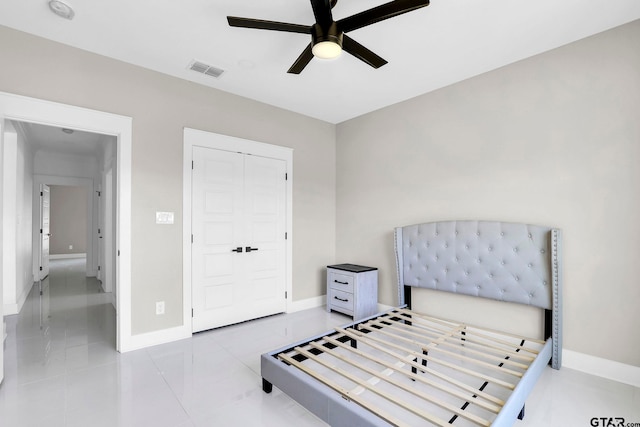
287 43 314 74
337 0 429 33
342 35 388 69
227 16 311 34
310 0 333 28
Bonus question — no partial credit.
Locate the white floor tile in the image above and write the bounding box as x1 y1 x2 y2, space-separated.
1 258 638 426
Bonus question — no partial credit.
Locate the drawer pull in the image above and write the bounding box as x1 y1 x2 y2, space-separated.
334 296 349 302
334 280 349 285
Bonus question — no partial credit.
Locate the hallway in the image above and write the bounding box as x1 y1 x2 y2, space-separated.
3 258 116 385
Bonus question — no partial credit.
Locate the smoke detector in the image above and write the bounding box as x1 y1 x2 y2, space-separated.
48 0 75 20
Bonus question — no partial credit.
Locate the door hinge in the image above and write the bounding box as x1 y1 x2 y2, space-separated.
191 234 194 244
118 250 120 256
97 191 101 197
192 308 194 317
192 160 194 170
285 173 288 181
40 228 43 234
285 232 287 240
98 228 101 234
98 266 101 271
285 291 288 299
39 266 43 271
40 191 43 197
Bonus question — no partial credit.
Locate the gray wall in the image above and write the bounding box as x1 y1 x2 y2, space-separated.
0 25 336 335
336 20 640 366
2 19 638 367
49 185 87 255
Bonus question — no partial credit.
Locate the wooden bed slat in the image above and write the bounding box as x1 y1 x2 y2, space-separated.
306 341 492 426
358 320 525 378
289 346 455 427
278 353 413 427
365 318 530 370
321 335 502 414
389 311 537 361
339 327 517 390
397 308 546 346
333 329 507 406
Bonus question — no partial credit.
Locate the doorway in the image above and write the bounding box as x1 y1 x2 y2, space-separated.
0 91 133 353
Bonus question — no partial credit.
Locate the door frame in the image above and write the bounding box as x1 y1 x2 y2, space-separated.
33 177 94 281
183 128 293 332
0 112 5 383
0 91 133 352
38 183 50 281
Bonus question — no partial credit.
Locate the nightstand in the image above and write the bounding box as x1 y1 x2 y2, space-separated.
326 264 378 320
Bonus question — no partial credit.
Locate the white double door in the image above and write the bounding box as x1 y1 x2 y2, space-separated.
192 146 286 332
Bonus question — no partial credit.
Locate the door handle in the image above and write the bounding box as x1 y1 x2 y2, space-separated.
231 247 243 253
334 296 349 302
245 246 259 252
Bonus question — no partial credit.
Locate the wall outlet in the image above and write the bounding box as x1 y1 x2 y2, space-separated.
69 244 73 250
156 301 165 315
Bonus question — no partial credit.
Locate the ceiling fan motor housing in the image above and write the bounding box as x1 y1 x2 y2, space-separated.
312 22 343 48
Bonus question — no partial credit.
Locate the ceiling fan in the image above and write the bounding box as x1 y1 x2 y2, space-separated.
227 0 430 74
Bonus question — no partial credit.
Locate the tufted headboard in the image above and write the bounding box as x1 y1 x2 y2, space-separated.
394 220 562 369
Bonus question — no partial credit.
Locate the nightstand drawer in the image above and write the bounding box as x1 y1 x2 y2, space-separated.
328 271 354 293
329 288 354 313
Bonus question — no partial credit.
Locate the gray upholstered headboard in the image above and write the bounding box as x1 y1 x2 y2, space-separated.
394 220 562 369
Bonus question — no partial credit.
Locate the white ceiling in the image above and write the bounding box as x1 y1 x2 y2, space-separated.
1 0 639 124
13 121 114 158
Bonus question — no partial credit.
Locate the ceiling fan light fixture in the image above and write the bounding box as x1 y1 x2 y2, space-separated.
312 41 342 59
311 22 343 60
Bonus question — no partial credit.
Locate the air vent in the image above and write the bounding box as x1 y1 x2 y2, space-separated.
188 60 224 78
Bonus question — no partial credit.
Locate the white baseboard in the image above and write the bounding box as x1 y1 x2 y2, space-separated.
120 325 191 353
3 281 36 315
2 304 18 315
563 349 640 388
290 295 326 312
377 303 394 312
50 253 87 260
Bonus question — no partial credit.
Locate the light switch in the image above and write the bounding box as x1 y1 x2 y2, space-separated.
156 211 174 225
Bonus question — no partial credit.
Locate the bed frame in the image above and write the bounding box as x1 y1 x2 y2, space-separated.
261 220 562 426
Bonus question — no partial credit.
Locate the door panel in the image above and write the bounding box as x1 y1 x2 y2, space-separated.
40 184 50 280
1 118 5 384
243 155 286 317
192 147 244 332
192 147 286 332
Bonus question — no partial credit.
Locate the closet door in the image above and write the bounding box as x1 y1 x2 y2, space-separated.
192 146 286 332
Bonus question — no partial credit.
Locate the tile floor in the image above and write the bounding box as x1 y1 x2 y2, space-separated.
1 258 638 426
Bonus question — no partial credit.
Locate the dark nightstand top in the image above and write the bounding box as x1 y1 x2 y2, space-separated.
327 263 377 273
